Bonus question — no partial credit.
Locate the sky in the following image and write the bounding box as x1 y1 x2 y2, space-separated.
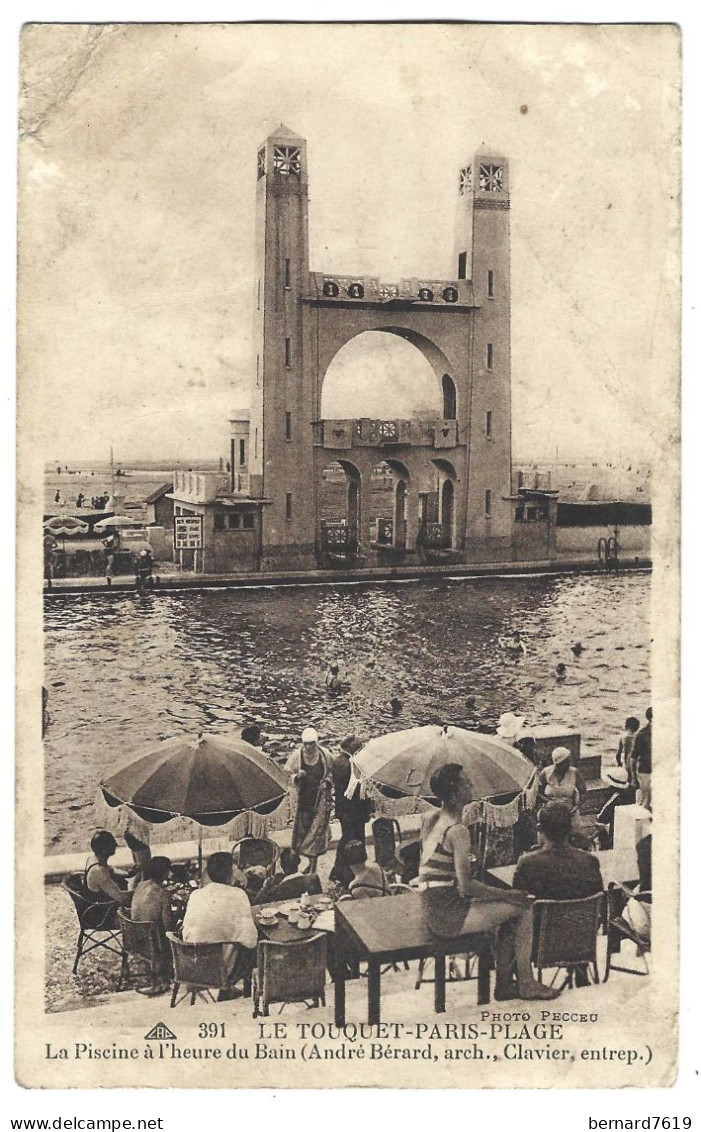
18 23 679 464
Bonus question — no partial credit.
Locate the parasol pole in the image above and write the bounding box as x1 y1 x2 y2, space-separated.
197 825 203 879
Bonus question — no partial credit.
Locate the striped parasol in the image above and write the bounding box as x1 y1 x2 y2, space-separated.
350 724 535 802
100 733 289 825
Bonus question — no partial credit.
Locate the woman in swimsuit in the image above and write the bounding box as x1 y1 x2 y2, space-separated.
84 830 131 906
419 763 558 1000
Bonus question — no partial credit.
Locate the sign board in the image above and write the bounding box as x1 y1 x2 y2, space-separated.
174 515 203 550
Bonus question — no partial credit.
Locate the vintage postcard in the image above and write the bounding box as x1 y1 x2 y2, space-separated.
16 22 680 1088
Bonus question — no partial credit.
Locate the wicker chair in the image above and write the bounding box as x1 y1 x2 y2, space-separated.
232 837 280 875
532 892 604 988
167 934 253 1007
604 882 651 979
252 933 327 1018
117 910 166 993
62 874 122 975
371 818 404 880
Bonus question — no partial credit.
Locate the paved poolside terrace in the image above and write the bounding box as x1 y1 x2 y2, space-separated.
43 556 651 597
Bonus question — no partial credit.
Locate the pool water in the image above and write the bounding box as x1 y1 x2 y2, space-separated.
43 572 650 852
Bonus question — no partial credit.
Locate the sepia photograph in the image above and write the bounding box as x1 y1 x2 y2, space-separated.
15 21 680 1089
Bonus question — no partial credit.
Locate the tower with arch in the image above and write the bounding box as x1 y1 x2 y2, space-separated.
236 124 514 570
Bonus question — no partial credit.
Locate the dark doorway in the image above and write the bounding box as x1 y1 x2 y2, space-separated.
442 374 457 420
441 479 454 547
394 480 407 550
347 477 360 548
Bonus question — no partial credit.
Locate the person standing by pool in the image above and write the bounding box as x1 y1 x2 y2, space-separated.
285 727 335 874
631 707 652 810
43 533 58 588
103 529 121 582
134 548 154 594
418 763 558 1001
538 746 591 845
330 734 372 885
616 716 640 785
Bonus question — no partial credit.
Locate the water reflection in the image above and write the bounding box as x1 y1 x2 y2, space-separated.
44 573 650 852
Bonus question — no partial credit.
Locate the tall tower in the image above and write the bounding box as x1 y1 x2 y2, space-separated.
250 125 316 567
455 154 512 554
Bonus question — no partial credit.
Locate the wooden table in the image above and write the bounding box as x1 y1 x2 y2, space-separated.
333 894 492 1026
254 902 336 944
486 848 640 891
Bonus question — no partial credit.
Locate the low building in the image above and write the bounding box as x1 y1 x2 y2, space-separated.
143 483 174 528
168 466 267 574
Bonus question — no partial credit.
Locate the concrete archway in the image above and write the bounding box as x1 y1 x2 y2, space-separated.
319 330 446 420
316 326 458 420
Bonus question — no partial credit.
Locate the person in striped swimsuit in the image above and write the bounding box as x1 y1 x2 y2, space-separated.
419 763 559 1001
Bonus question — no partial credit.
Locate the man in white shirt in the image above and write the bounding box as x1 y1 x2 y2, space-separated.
182 852 258 991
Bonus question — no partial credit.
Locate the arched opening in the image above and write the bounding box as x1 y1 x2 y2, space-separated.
417 458 457 552
440 479 455 547
347 478 360 547
442 374 457 420
319 460 361 556
394 480 407 550
320 332 442 420
368 460 410 550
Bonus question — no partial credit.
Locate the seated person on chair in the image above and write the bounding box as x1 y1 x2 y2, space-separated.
84 830 131 906
513 803 604 987
345 839 389 899
182 852 257 985
513 802 604 901
254 848 310 904
130 856 176 973
418 763 559 1001
621 832 652 941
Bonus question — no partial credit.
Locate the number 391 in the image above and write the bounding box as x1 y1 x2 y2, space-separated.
199 1023 226 1039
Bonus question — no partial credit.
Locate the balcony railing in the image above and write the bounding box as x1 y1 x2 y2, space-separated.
173 470 230 503
513 469 552 493
232 471 251 496
314 418 458 450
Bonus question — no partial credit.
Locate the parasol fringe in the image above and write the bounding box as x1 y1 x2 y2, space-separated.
93 790 292 850
483 794 522 828
462 800 483 827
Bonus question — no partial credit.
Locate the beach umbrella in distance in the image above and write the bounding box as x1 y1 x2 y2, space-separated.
94 514 144 530
124 539 153 556
351 724 535 802
43 515 89 537
100 733 290 873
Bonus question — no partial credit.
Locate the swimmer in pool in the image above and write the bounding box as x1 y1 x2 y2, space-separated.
499 631 527 660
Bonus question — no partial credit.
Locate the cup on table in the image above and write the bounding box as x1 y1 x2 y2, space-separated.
287 907 299 925
297 912 312 930
299 892 311 908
